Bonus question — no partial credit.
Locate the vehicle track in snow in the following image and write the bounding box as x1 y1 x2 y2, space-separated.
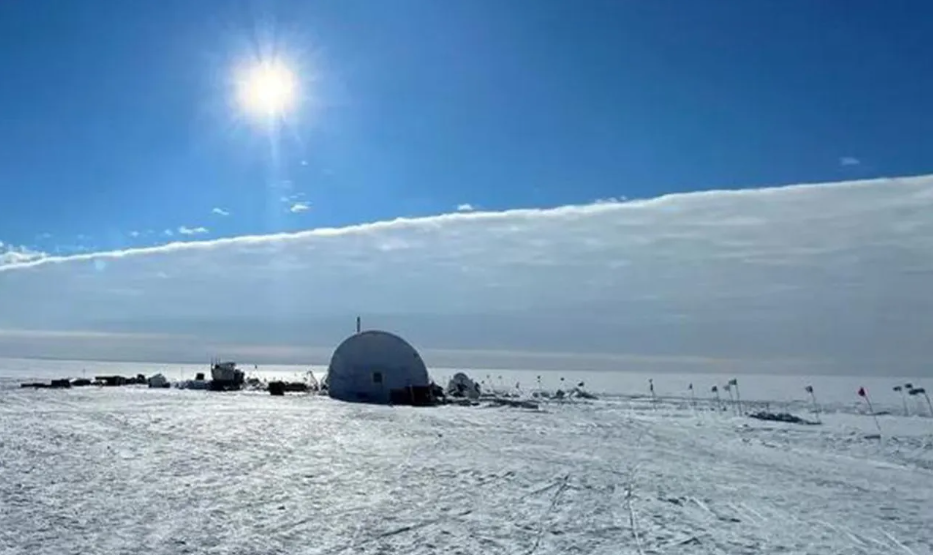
1 389 931 555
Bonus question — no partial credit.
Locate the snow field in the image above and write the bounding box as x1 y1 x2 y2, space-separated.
1 386 931 555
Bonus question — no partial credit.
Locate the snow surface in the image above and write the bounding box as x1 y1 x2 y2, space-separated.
2 361 932 554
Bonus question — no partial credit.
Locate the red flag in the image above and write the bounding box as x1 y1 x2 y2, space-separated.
857 387 866 397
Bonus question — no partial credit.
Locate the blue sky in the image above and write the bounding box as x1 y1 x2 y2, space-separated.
2 1 932 253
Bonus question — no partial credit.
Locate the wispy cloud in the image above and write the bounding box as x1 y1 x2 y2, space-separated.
456 203 476 212
52 245 90 255
178 226 209 236
129 231 141 238
163 229 174 237
594 196 628 204
289 202 310 213
0 328 180 340
280 192 306 204
2 175 933 373
840 156 861 167
212 208 231 217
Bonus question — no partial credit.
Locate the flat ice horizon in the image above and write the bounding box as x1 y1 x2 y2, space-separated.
1 360 931 554
2 357 931 407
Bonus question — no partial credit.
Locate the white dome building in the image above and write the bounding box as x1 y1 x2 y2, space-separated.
326 330 431 404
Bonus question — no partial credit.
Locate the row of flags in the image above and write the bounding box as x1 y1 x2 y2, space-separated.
859 385 927 397
860 383 931 419
707 378 740 394
662 379 744 414
658 380 927 403
893 384 927 396
691 381 925 416
651 378 927 427
685 380 743 390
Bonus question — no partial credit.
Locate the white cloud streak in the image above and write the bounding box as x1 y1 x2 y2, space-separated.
2 175 933 374
212 208 231 216
840 156 861 167
456 203 476 212
178 226 209 236
289 202 310 213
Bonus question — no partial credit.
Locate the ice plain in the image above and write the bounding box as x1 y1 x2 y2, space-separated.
1 360 932 555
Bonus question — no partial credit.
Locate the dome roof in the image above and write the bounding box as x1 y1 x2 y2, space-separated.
327 330 430 404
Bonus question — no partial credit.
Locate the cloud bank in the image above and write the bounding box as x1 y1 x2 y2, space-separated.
2 175 933 374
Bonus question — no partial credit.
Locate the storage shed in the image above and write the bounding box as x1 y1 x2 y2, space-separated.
326 330 430 404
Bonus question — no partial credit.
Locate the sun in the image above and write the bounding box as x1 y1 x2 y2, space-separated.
236 60 297 119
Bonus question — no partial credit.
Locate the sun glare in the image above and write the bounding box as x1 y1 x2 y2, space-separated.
236 61 297 119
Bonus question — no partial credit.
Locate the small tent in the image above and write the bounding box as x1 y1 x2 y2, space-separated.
447 372 481 399
327 330 431 404
147 374 170 388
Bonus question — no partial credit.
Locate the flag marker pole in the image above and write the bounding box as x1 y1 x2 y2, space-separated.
806 386 821 424
859 387 882 433
894 386 909 416
734 380 743 416
908 387 932 417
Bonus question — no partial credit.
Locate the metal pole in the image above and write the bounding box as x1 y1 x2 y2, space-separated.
863 396 882 433
734 382 743 416
808 390 821 423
